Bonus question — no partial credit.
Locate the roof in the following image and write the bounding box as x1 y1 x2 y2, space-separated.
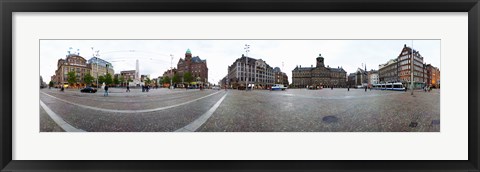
328 67 346 72
186 48 191 54
191 56 206 63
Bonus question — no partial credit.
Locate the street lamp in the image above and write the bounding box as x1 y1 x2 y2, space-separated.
170 54 174 89
411 40 414 95
244 44 250 91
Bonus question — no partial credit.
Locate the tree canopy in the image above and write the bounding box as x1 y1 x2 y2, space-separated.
84 73 94 85
67 71 76 85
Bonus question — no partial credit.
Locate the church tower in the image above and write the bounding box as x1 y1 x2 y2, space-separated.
316 53 325 67
185 48 192 61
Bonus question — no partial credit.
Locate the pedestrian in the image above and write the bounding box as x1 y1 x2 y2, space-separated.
348 86 350 91
365 86 367 92
126 85 130 92
104 85 109 96
331 86 333 90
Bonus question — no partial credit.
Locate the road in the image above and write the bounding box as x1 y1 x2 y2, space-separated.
40 87 440 132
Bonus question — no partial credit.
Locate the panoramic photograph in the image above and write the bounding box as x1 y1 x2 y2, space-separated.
39 40 440 132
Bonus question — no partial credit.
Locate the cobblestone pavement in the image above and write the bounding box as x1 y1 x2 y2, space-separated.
197 88 440 132
40 87 440 132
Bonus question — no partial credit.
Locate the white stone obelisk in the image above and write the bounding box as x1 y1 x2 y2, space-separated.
134 59 141 86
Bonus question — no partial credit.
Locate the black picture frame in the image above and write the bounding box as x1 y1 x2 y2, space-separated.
1 0 479 171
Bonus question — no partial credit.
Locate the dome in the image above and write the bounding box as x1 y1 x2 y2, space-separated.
186 48 191 54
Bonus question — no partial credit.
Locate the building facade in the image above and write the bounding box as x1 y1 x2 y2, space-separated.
355 67 368 87
379 58 398 83
87 57 114 80
273 67 289 86
379 44 432 89
227 54 275 89
120 70 136 82
368 70 379 86
397 44 426 88
347 73 356 87
52 53 91 87
177 49 208 85
292 53 347 88
426 64 441 88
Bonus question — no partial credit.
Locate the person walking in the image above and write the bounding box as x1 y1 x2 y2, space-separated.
348 86 350 91
104 85 109 96
126 85 130 92
365 86 367 92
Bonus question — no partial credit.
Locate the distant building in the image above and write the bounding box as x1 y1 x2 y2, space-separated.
379 58 398 83
355 67 368 87
368 70 379 86
273 67 289 86
87 57 114 80
425 64 441 88
120 70 136 86
227 54 275 89
347 73 356 87
291 53 347 88
177 49 208 85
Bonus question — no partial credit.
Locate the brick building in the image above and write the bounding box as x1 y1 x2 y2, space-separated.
177 49 208 85
51 53 91 88
273 67 289 86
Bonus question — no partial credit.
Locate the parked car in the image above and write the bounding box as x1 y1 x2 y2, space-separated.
80 87 97 93
212 86 221 90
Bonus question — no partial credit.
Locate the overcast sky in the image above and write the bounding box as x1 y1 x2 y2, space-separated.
40 40 440 84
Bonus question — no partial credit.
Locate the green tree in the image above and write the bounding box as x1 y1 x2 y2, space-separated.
49 81 54 88
162 76 170 84
145 77 151 85
84 73 94 85
113 75 120 85
104 73 113 85
67 71 76 86
183 72 193 84
172 74 180 84
119 76 125 86
98 75 105 85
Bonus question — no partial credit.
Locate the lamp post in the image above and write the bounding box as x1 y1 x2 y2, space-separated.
244 44 250 91
411 40 414 95
170 54 174 89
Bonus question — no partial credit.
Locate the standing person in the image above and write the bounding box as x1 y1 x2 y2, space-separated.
126 85 130 92
365 86 367 92
104 85 109 96
348 86 350 91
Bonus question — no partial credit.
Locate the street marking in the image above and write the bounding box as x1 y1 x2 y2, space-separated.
175 92 228 132
41 91 223 113
40 100 85 132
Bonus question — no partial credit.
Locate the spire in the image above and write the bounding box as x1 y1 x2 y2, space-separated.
186 48 191 54
365 63 367 71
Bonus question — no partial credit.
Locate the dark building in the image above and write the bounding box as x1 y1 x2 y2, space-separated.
292 53 347 88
